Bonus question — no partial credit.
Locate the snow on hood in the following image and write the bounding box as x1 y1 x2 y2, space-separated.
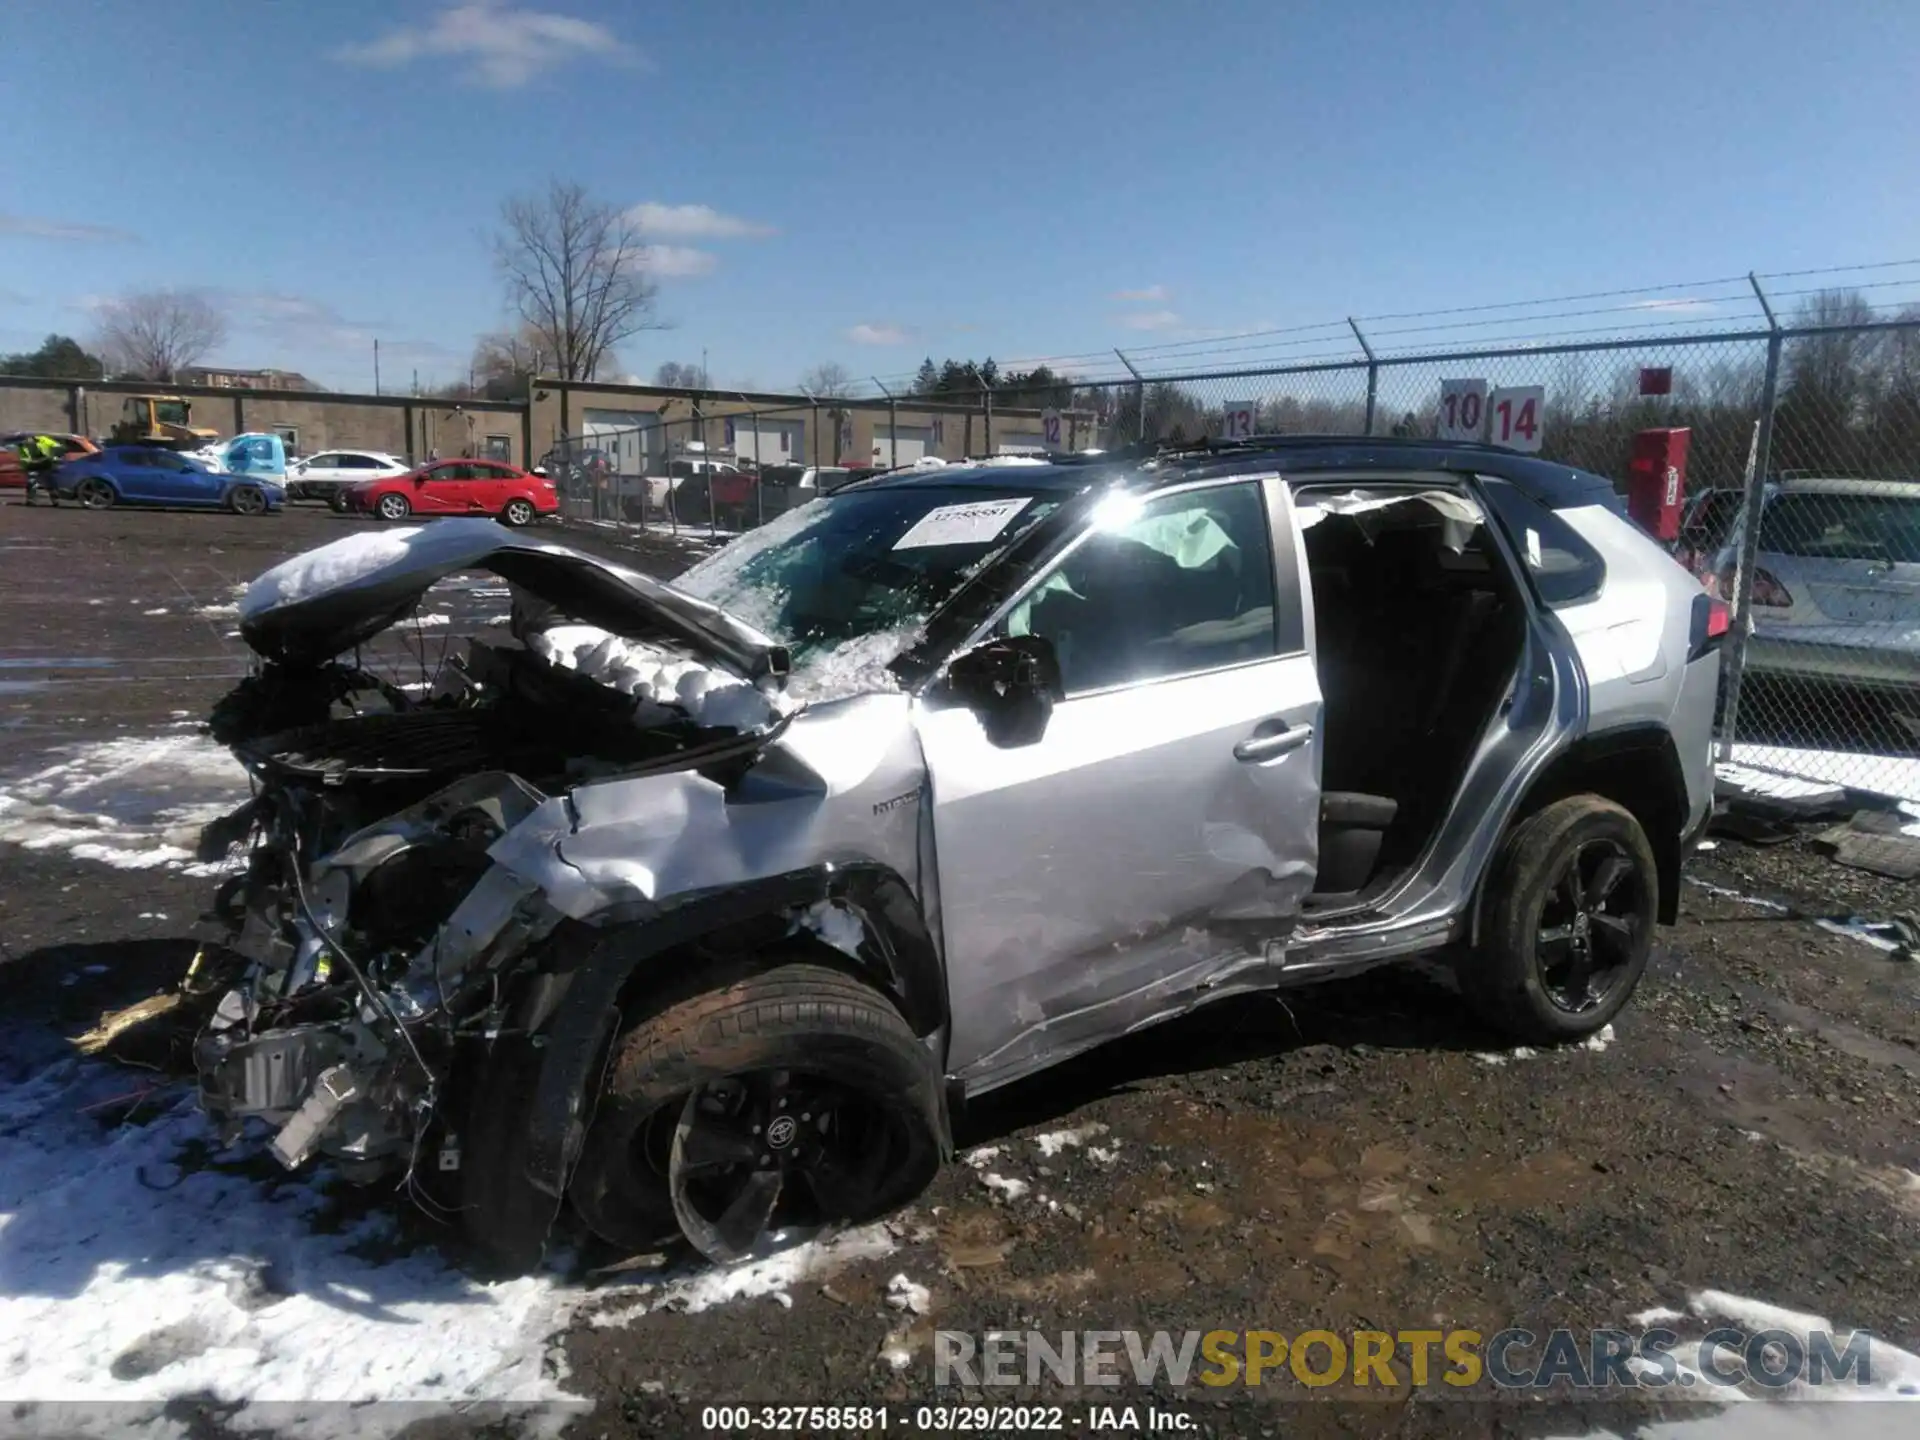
238 520 788 681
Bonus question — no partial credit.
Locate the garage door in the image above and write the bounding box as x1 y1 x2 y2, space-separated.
870 425 932 465
729 418 803 464
996 431 1046 455
583 409 662 472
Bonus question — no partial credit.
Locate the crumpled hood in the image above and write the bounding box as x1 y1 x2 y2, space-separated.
238 519 790 680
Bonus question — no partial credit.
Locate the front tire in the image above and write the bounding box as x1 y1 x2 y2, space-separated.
76 478 115 510
500 498 535 527
1461 795 1657 1044
376 492 411 520
567 962 943 1263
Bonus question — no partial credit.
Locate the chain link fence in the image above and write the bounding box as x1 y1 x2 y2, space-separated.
548 314 1920 799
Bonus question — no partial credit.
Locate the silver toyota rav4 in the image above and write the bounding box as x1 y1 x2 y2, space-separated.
193 437 1722 1269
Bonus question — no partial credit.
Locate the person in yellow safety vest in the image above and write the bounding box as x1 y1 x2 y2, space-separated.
17 434 64 506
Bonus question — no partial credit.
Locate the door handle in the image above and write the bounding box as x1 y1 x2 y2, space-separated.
1234 723 1313 763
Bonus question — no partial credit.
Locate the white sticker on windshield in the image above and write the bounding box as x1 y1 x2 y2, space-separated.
892 497 1033 550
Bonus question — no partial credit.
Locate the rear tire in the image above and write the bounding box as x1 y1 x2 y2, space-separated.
567 962 943 1262
1460 795 1657 1044
329 490 351 514
500 498 535 527
228 485 267 516
76 478 115 510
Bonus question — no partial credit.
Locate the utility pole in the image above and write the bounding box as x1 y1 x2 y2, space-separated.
872 377 897 469
374 338 381 395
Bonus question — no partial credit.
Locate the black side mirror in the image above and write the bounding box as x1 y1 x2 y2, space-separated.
943 635 1063 748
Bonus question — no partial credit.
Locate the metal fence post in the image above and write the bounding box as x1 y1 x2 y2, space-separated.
1716 274 1785 762
1349 318 1378 436
751 409 763 527
1115 349 1145 443
984 386 994 455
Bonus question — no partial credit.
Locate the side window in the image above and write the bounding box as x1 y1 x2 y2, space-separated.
1478 477 1606 607
1006 481 1279 696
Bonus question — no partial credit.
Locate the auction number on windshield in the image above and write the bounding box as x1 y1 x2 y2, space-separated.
1488 386 1545 452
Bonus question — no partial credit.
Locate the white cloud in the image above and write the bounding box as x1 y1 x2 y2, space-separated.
627 202 775 240
1112 285 1169 302
334 1 636 88
846 323 911 345
1117 309 1182 332
638 245 718 278
0 213 136 243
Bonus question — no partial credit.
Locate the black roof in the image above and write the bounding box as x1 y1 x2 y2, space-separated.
854 436 1621 511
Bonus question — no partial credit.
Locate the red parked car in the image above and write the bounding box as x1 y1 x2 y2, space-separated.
343 459 559 526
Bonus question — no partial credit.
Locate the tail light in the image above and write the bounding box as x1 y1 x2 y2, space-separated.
1689 593 1733 661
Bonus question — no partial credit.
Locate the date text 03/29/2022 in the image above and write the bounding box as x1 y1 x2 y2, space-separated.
699 1405 1192 1431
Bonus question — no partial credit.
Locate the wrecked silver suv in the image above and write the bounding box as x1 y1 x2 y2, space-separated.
193 439 1721 1269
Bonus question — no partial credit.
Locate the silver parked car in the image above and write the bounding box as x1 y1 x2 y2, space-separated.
285 449 411 507
193 438 1721 1269
1709 477 1920 692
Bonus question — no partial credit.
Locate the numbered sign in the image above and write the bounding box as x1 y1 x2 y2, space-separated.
1223 401 1255 440
1437 379 1489 441
1041 409 1063 448
1488 386 1545 452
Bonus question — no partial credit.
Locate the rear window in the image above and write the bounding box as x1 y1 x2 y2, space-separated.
1478 477 1607 607
1760 493 1920 563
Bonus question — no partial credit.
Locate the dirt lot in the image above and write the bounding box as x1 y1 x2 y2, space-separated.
2 496 1917 1438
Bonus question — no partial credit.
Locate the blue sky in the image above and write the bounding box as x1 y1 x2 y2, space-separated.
3 0 1917 393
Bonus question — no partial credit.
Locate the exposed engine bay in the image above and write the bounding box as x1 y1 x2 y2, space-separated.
192 523 796 1190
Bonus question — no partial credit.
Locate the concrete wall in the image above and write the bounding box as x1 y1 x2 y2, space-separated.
0 373 1080 472
0 378 529 466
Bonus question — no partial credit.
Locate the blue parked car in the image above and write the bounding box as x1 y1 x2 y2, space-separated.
53 445 283 515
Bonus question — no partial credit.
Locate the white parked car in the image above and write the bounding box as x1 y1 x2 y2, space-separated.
286 450 411 506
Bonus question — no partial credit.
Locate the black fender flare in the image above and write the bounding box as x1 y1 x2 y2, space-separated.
519 862 945 1208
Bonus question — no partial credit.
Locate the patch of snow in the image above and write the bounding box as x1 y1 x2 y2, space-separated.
1630 1305 1686 1326
197 603 238 618
0 735 250 875
243 529 424 618
142 607 168 616
1813 918 1905 954
1728 744 1920 805
403 613 450 628
1581 1023 1617 1053
960 1145 1001 1170
885 1274 931 1316
0 1050 590 1435
878 1330 916 1371
1033 1122 1108 1158
1684 877 1791 912
979 1174 1029 1202
587 1225 897 1328
1087 1144 1121 1166
796 900 865 960
1585 1290 1920 1430
961 455 1047 468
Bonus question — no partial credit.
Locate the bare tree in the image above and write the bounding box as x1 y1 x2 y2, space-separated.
492 179 661 382
93 289 227 381
799 361 854 397
468 323 549 397
654 360 709 388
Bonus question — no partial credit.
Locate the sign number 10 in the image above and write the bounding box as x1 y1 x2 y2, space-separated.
1442 389 1482 433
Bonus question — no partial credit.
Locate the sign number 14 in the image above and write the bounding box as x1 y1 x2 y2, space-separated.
1487 386 1544 452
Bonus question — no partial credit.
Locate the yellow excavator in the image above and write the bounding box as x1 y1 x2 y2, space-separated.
109 395 221 449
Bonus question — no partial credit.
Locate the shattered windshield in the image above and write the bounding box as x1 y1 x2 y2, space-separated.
673 483 1064 661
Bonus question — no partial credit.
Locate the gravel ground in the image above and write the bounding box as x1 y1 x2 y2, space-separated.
2 497 1917 1438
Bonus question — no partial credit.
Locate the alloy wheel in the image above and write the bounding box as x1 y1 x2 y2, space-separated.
77 479 114 510
1535 837 1644 1013
664 1067 908 1265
